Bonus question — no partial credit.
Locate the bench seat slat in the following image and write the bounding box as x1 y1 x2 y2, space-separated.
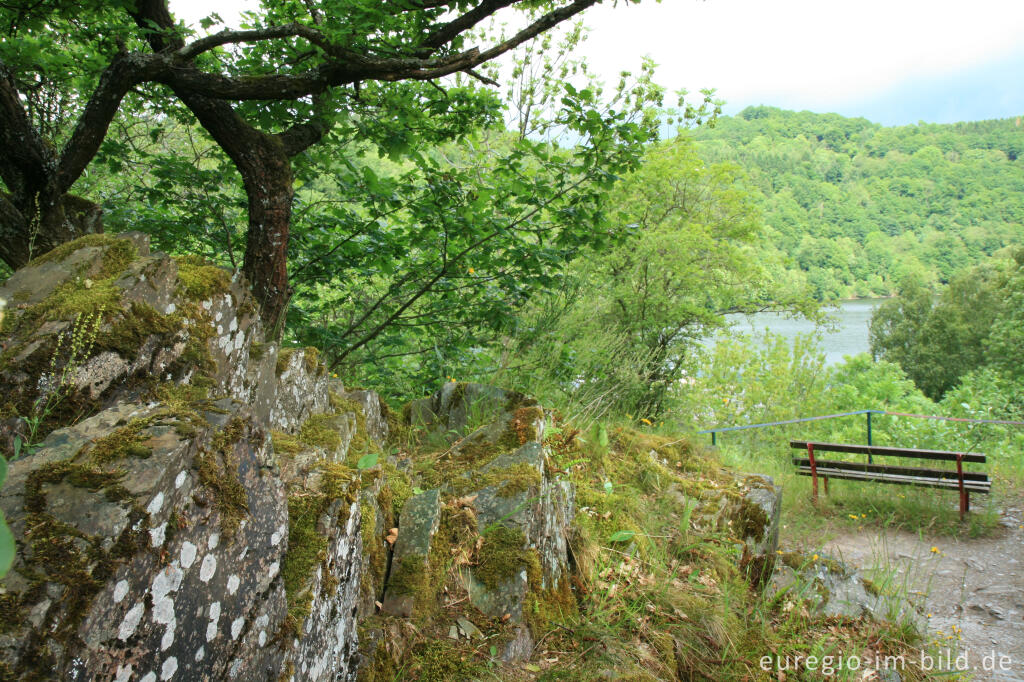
794 466 992 493
791 457 990 482
790 440 986 464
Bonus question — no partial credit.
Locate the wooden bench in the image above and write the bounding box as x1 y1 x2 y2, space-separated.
790 440 991 519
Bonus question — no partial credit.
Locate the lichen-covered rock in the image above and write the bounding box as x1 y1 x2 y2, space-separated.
381 489 441 617
0 235 371 681
340 389 389 446
382 385 573 663
402 381 535 438
269 347 329 433
0 400 293 681
767 553 921 632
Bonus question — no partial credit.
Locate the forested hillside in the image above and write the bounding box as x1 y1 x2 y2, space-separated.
691 106 1024 299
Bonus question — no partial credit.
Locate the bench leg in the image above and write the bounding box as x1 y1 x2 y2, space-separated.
808 444 818 506
956 453 967 521
823 477 830 495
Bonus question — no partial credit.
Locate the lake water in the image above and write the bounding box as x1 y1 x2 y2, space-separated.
720 299 884 366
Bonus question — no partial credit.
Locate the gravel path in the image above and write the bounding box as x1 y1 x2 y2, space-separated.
820 502 1024 681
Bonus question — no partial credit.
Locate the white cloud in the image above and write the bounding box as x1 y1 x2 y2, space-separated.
577 0 1024 110
167 0 1024 117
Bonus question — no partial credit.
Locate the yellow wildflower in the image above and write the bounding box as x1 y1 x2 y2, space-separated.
641 418 652 425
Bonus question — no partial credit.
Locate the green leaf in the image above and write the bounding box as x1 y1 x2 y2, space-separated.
608 530 635 543
603 480 613 495
0 511 13 579
357 452 379 470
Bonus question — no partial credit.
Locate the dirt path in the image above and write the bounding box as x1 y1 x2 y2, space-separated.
816 503 1024 681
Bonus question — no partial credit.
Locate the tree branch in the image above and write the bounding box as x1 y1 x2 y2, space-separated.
56 51 165 193
150 0 599 100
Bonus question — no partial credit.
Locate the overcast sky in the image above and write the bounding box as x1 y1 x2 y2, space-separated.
170 0 1024 126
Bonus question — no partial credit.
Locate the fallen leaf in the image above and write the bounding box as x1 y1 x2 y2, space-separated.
386 528 399 545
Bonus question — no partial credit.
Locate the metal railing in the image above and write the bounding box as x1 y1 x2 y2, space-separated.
698 409 1024 454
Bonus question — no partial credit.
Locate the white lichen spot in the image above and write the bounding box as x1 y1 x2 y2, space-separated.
268 561 280 579
231 617 244 640
199 553 217 582
152 566 183 601
206 621 218 642
258 630 267 647
174 470 187 489
141 672 156 682
115 663 132 682
270 530 281 546
149 522 167 548
229 659 242 679
161 620 175 651
165 302 176 314
180 542 198 569
208 533 219 550
118 603 145 641
152 597 175 625
194 646 205 662
210 601 221 620
161 656 178 680
227 574 240 595
113 580 129 604
147 492 165 515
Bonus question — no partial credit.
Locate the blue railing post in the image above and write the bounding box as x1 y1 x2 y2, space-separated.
711 431 716 446
866 412 873 463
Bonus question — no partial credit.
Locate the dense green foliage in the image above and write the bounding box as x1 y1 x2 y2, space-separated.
480 137 817 418
869 252 1024 400
692 106 1024 299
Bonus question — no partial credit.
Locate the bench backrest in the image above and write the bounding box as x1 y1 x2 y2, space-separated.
790 440 986 464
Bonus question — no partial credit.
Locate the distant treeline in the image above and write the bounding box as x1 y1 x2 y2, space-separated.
691 106 1024 299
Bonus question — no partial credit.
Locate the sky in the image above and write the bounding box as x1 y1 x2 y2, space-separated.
170 0 1024 126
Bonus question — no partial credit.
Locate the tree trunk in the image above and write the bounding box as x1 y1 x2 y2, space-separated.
0 190 103 269
239 139 294 336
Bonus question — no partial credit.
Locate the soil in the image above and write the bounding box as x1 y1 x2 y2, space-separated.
810 500 1024 681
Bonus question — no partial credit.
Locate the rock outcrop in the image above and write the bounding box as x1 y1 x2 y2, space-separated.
0 235 384 681
0 235 787 681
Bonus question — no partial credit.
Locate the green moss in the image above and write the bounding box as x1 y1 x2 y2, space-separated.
452 461 541 498
271 430 304 456
174 255 232 301
301 346 322 375
249 342 266 361
526 568 578 637
385 552 428 597
277 346 323 376
281 462 355 631
384 464 413 514
27 234 137 279
475 524 528 590
408 641 481 681
734 498 770 541
299 413 342 452
87 418 153 463
282 492 331 628
196 416 249 540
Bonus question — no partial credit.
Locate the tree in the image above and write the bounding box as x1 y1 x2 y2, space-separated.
499 138 816 417
0 0 632 333
869 259 1013 400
